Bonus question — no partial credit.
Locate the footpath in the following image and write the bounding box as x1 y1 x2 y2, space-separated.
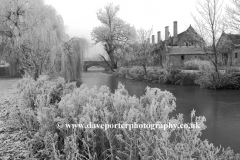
0 78 30 160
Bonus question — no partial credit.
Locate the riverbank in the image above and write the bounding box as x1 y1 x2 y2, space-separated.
113 66 240 89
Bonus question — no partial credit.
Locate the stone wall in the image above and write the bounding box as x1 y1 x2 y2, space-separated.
169 54 214 67
231 49 240 65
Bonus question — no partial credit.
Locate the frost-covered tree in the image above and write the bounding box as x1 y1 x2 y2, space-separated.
92 3 136 70
130 28 154 75
0 0 88 84
62 37 88 87
0 0 68 79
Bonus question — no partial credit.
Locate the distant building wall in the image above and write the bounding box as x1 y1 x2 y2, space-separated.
169 54 214 67
231 48 240 65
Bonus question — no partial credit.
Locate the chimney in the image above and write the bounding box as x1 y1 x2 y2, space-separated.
152 35 155 44
173 21 178 45
165 26 169 40
174 21 178 37
157 31 161 43
147 38 150 44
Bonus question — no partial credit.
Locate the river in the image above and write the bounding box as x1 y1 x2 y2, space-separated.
82 71 240 153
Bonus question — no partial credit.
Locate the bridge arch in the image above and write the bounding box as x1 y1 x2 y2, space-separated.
83 61 111 71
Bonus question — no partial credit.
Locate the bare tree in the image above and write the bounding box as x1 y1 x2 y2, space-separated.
192 0 224 72
226 0 240 32
130 28 154 76
91 3 136 71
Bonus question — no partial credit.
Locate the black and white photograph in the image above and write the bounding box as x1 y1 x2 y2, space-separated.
0 0 240 159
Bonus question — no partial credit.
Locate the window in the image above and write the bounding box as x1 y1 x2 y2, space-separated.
235 53 238 58
181 55 185 60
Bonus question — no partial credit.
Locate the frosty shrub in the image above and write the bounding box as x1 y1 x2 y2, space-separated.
184 59 200 70
195 71 240 89
7 75 76 131
115 67 128 78
128 66 145 80
115 67 200 86
7 77 240 159
146 67 163 82
226 66 240 74
184 59 214 72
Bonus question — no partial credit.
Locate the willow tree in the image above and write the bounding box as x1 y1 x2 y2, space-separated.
92 3 136 70
62 37 88 87
0 0 68 79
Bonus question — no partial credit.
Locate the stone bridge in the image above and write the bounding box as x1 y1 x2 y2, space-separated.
83 61 111 71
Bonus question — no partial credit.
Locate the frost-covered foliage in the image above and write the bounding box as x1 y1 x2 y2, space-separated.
195 71 240 89
61 37 88 86
225 66 240 73
184 59 214 71
128 66 145 80
7 75 76 131
116 65 240 89
115 67 129 78
115 67 199 85
92 3 136 70
0 0 68 78
7 77 240 159
0 0 88 81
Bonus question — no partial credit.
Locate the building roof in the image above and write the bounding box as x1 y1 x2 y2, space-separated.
217 32 240 50
165 25 204 46
167 46 213 55
226 33 240 44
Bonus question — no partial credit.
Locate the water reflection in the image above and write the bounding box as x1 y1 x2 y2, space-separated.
82 72 240 153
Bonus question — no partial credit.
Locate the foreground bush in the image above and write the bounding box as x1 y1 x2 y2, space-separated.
6 76 240 159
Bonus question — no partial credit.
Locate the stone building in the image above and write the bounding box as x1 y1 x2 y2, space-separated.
217 32 240 66
164 21 213 67
152 21 213 67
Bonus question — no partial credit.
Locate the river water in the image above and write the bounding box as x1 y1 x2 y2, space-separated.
82 71 240 153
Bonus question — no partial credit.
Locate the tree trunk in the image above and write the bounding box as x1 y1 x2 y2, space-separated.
143 65 147 76
34 69 39 81
159 54 163 68
99 54 115 72
212 29 218 73
108 51 117 70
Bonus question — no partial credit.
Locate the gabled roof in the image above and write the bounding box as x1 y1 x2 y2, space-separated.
165 25 203 46
217 32 240 49
226 33 240 44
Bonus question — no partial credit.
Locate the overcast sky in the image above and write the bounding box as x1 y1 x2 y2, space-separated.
44 0 200 59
